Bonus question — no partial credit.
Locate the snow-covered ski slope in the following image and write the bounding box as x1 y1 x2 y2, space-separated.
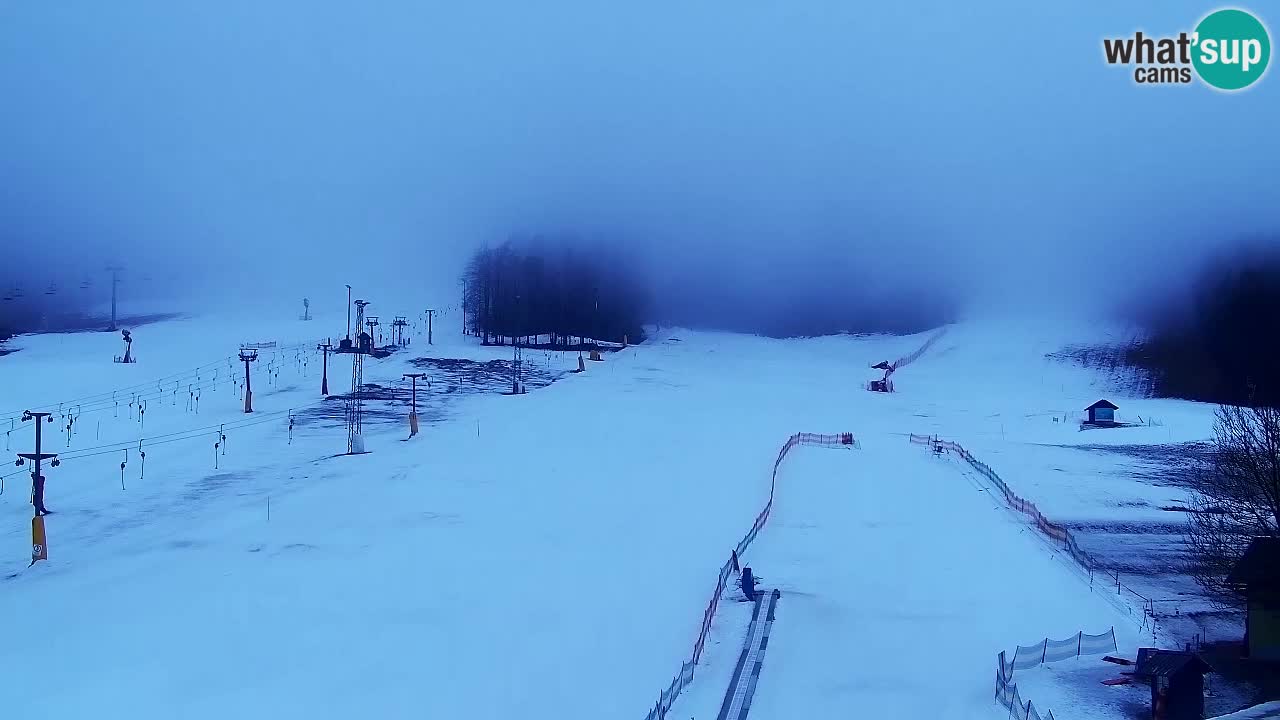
678 443 1133 720
0 310 1216 718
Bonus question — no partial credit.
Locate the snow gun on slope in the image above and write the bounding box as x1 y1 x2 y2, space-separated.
867 328 947 393
868 360 896 393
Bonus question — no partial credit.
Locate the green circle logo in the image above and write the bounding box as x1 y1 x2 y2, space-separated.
1193 9 1271 90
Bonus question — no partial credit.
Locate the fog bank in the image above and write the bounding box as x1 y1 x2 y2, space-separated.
3 2 1276 331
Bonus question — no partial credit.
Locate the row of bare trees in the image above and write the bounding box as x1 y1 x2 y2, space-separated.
460 241 646 347
1120 247 1280 607
1188 397 1280 603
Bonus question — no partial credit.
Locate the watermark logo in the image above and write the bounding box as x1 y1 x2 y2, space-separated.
1103 8 1270 90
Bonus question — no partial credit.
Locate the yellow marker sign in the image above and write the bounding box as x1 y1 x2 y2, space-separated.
31 515 48 564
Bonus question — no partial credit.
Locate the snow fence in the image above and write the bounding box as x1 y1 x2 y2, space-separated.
908 435 1099 570
640 432 858 720
908 434 1159 633
995 628 1118 720
891 327 947 371
909 434 1133 720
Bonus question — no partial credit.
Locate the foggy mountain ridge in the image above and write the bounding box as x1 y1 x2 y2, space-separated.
1 1 1276 335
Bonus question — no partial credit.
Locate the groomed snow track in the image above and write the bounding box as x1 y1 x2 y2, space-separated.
716 588 780 720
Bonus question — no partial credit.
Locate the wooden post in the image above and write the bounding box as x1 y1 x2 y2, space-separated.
31 515 48 564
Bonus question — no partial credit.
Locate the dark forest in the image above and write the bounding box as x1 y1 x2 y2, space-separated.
1128 245 1280 407
461 241 648 347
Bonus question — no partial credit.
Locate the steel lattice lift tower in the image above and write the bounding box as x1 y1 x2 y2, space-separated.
392 316 408 346
348 301 371 453
334 291 391 455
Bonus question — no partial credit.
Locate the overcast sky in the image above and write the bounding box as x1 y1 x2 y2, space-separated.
2 1 1276 326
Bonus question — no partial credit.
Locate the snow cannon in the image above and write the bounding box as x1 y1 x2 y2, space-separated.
868 362 896 392
114 330 136 364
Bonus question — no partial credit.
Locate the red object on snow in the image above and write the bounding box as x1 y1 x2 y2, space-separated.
1101 677 1132 686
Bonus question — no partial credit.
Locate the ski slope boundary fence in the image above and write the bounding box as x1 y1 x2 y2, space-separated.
640 432 858 720
995 628 1118 720
907 434 1161 632
908 434 1098 567
996 672 1054 720
891 327 947 371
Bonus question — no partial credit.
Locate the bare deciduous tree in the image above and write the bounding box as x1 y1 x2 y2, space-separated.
1186 399 1280 603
